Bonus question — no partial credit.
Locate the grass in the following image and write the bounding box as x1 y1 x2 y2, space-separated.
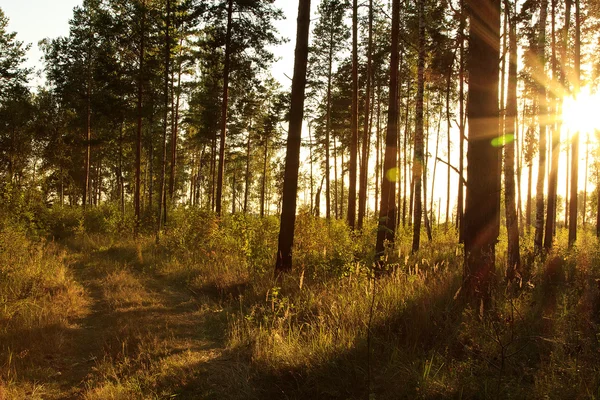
1 206 600 398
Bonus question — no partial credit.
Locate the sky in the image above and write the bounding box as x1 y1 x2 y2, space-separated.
0 0 594 222
0 0 301 88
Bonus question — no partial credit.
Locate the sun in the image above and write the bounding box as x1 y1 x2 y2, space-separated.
562 87 600 134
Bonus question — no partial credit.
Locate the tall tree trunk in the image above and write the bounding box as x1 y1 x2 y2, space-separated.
211 134 217 211
583 137 589 226
358 0 373 230
374 87 381 216
464 0 501 302
544 0 560 250
517 104 524 233
261 137 268 218
84 81 91 209
169 40 183 202
276 0 311 273
135 4 145 233
333 136 338 218
505 7 521 280
429 105 441 240
526 155 533 232
457 0 466 242
402 81 410 227
445 55 453 228
158 0 171 236
325 29 334 221
119 123 125 216
534 0 548 252
412 0 425 252
347 0 358 229
244 129 251 214
375 0 400 261
569 0 580 246
216 0 233 216
340 149 345 218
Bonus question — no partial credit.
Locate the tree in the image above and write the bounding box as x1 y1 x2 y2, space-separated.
505 1 521 280
569 0 580 247
463 0 501 301
357 0 373 230
275 0 311 273
347 0 359 229
375 0 399 263
210 0 283 216
533 0 548 252
0 8 31 183
308 0 349 220
412 0 425 253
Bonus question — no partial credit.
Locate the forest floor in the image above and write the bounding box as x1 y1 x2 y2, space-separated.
3 213 600 399
1 235 254 400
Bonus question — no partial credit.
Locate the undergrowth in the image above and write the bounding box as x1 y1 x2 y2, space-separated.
2 202 600 398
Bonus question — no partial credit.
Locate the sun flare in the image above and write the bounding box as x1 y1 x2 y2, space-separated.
562 87 600 134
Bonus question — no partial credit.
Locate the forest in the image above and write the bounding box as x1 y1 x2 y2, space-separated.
1 0 600 398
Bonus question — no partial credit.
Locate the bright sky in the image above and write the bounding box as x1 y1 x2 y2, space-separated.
1 0 595 223
0 0 301 88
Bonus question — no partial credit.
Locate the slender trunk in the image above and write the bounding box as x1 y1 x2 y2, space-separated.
527 158 533 232
429 105 441 240
375 0 400 261
544 0 560 249
261 137 268 218
244 129 251 214
412 0 425 252
534 0 548 252
583 137 589 226
347 0 358 229
457 0 466 242
445 54 453 228
464 0 501 302
325 29 334 221
119 123 125 216
357 0 373 230
569 0 580 246
276 0 311 273
374 87 381 216
169 40 183 202
340 149 345 218
216 0 233 216
309 123 314 214
505 8 521 280
158 0 171 236
402 81 410 227
133 1 142 231
333 136 338 218
211 134 217 211
84 81 91 209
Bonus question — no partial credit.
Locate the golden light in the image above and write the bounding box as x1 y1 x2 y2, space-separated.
562 87 600 134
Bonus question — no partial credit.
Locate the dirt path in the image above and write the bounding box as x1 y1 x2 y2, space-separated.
43 243 230 399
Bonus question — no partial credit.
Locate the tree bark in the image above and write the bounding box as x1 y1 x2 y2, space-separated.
412 0 425 252
544 0 560 250
135 5 144 233
534 0 548 252
464 0 501 302
357 0 373 230
158 0 171 236
457 0 466 242
216 0 233 216
569 0 580 247
375 0 400 262
276 0 311 273
347 0 358 229
505 6 521 280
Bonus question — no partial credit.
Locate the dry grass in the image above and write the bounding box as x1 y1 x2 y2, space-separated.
3 208 600 398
